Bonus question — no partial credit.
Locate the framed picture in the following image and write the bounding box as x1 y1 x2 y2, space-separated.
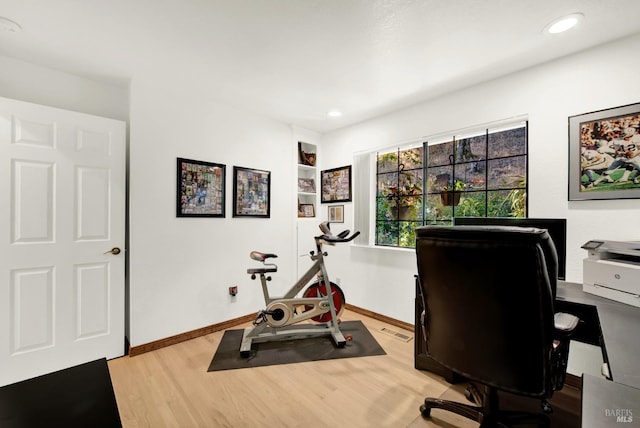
233 166 271 217
298 203 315 218
297 177 316 193
176 157 225 217
569 102 640 200
321 165 352 203
328 205 344 223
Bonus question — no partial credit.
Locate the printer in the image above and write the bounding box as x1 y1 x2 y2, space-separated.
582 240 640 308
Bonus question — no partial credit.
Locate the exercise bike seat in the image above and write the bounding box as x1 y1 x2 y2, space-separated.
250 251 278 262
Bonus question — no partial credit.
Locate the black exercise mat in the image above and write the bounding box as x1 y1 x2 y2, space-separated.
208 320 386 371
0 358 122 428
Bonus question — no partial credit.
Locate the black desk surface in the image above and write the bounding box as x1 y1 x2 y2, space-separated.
556 282 640 390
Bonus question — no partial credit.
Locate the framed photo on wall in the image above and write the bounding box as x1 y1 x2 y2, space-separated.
569 102 640 200
297 177 316 193
328 205 344 223
176 157 225 217
321 165 352 203
298 203 315 218
233 166 271 217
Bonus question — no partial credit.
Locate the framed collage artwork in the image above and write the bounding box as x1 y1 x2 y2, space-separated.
176 157 225 217
233 166 271 217
321 165 352 203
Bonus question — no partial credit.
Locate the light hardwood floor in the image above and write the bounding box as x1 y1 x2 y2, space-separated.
108 310 578 428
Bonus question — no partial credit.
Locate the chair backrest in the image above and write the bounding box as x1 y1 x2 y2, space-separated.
415 225 558 398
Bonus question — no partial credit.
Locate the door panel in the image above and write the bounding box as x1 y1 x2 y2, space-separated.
76 166 110 240
12 160 54 243
10 267 54 354
75 262 110 340
0 97 126 387
13 116 56 148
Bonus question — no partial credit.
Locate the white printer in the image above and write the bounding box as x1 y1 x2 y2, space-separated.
582 240 640 308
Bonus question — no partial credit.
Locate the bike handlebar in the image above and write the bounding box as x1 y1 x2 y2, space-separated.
316 221 360 243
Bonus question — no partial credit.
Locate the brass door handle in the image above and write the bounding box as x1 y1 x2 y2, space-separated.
104 247 121 255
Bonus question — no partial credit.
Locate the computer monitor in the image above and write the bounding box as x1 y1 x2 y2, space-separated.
453 217 567 280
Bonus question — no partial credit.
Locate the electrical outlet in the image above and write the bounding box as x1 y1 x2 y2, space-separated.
229 286 238 296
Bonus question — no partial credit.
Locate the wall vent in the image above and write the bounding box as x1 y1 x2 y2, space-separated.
380 327 412 342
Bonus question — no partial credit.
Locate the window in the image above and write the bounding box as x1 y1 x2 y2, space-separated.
375 146 424 247
374 121 528 248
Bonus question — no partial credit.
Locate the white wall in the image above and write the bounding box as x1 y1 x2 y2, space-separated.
4 33 639 345
0 55 128 121
319 34 640 325
0 56 301 348
128 80 297 346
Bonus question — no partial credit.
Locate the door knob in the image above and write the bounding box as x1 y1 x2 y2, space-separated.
104 247 121 255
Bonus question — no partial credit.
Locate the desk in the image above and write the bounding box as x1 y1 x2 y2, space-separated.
556 282 640 390
414 280 640 423
581 374 639 427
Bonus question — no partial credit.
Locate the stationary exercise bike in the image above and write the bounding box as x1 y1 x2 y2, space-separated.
240 221 360 357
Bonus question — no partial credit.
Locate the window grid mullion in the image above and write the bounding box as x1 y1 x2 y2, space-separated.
485 129 489 211
374 122 527 247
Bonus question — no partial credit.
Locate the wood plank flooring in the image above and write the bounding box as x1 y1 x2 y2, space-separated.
108 310 579 427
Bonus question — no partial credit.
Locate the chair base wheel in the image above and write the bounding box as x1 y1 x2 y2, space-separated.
464 388 474 403
464 383 482 404
419 389 551 428
420 404 431 418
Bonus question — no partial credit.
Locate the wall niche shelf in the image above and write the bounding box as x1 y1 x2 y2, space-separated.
297 141 317 218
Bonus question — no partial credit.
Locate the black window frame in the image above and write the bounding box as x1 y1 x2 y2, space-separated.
375 121 528 248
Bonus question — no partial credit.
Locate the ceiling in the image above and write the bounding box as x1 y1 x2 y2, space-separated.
1 0 640 133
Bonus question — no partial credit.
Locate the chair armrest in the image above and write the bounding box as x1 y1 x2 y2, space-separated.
420 310 427 342
554 312 579 333
550 312 580 391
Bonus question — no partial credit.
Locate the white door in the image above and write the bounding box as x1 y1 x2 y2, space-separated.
0 97 126 387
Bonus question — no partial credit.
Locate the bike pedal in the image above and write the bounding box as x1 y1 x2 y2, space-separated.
253 311 268 325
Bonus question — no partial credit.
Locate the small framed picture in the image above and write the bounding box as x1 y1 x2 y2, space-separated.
328 205 344 223
298 203 315 218
297 177 316 193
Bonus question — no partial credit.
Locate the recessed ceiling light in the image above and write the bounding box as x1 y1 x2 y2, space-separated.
545 13 583 34
0 17 22 33
327 110 342 118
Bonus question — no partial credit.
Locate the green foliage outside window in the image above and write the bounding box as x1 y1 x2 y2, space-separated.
375 124 528 248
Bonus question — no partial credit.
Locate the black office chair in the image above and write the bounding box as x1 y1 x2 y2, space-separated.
415 225 579 428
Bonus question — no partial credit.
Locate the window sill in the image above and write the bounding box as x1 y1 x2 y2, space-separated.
351 243 415 254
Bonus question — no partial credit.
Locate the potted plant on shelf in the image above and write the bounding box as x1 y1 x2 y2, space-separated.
440 180 466 206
